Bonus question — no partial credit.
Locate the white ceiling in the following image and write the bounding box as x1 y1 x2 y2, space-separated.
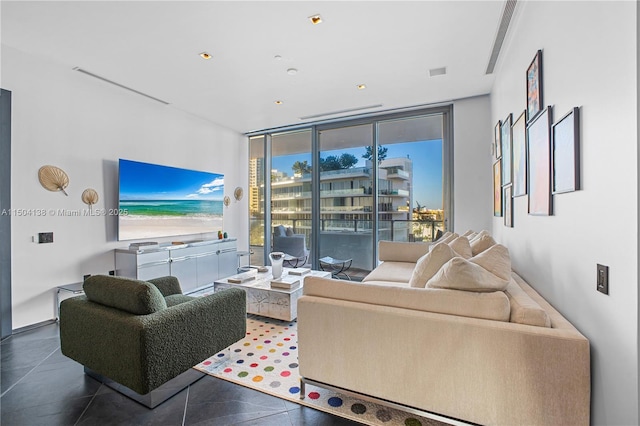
2 1 505 134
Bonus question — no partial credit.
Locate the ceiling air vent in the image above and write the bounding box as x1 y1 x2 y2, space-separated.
72 67 170 105
485 0 518 74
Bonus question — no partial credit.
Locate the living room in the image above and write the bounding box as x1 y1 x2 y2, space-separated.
1 1 638 425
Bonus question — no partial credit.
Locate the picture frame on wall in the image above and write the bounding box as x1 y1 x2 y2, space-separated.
526 50 543 122
504 184 513 227
552 107 580 194
501 114 513 186
494 120 502 159
493 160 502 217
527 106 553 216
512 110 528 197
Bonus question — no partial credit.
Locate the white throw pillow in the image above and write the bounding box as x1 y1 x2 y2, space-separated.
448 236 472 259
426 257 510 292
439 232 459 245
409 243 457 288
461 229 475 238
470 244 511 281
469 229 490 244
426 243 511 292
470 234 497 256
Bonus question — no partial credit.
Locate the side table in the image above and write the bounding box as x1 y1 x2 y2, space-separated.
56 282 84 320
318 256 352 280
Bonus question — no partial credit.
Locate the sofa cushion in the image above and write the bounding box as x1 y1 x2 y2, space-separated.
377 241 430 263
363 261 415 283
409 243 457 288
505 279 551 327
303 277 511 322
426 244 511 293
83 275 167 315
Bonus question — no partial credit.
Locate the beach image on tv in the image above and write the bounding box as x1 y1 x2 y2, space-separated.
118 159 224 241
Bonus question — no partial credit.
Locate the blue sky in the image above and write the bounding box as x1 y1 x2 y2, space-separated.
272 140 443 208
119 159 224 200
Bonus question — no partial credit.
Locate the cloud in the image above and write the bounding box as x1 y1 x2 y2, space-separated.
187 177 224 198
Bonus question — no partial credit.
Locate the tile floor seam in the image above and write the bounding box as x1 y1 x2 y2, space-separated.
182 384 190 426
0 344 59 398
73 384 101 426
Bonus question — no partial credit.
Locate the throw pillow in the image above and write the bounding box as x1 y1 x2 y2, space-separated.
470 234 497 256
285 227 294 236
426 256 510 292
83 275 167 315
470 244 511 281
461 229 475 238
448 236 472 259
469 229 492 243
274 225 286 237
439 232 459 245
409 243 457 288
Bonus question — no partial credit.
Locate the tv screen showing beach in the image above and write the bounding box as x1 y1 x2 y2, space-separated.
118 159 224 241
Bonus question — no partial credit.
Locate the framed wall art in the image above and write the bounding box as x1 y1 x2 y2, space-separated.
504 184 513 227
526 50 543 122
493 160 502 217
552 107 580 194
512 110 527 197
494 120 502 159
527 106 552 216
501 113 512 186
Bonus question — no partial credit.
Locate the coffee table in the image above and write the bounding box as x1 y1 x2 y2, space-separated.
214 267 330 321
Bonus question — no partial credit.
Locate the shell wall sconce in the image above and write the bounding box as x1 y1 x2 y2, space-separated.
81 188 99 211
38 165 69 195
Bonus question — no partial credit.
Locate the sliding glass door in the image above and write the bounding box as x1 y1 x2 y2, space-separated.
377 114 445 243
318 124 374 273
248 106 452 277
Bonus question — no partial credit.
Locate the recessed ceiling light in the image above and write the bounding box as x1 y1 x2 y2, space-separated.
199 52 212 60
274 100 283 105
274 55 282 60
357 84 367 90
287 68 298 75
309 14 322 25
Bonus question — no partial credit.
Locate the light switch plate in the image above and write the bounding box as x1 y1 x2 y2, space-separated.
597 264 609 295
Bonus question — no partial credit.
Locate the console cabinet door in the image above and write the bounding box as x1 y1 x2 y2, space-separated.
196 251 218 288
170 247 200 293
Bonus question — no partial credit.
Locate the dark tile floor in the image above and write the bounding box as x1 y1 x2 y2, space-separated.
1 322 360 426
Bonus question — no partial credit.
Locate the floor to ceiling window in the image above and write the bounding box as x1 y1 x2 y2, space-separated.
248 106 452 276
318 124 374 272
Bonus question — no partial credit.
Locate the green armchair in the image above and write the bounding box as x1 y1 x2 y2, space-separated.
60 275 246 407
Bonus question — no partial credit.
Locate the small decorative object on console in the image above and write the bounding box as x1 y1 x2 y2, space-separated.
269 251 285 279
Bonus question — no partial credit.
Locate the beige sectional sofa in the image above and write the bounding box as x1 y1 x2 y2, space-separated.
298 234 590 426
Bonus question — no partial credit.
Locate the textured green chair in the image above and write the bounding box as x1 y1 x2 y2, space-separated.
60 275 246 408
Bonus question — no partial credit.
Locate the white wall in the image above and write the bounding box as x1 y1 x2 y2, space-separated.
3 45 248 329
453 96 492 234
490 2 637 425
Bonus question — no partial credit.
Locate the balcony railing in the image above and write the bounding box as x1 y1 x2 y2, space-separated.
250 217 445 247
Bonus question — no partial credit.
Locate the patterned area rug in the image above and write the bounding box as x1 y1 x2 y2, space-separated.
194 315 452 426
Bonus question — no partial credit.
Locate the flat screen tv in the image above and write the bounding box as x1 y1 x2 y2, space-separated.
118 159 224 241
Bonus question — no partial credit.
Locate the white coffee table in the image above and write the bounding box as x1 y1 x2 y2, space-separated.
214 267 330 321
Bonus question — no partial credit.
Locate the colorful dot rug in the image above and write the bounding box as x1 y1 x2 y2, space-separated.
194 315 452 426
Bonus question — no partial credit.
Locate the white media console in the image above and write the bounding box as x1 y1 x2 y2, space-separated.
115 239 237 294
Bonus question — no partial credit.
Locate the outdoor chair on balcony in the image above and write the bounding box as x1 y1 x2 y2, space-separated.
273 225 309 267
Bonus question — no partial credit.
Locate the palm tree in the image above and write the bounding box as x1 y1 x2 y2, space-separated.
362 145 388 163
292 160 311 176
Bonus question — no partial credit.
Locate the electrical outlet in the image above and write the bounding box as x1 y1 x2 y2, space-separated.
597 264 609 295
38 232 53 244
108 270 115 276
